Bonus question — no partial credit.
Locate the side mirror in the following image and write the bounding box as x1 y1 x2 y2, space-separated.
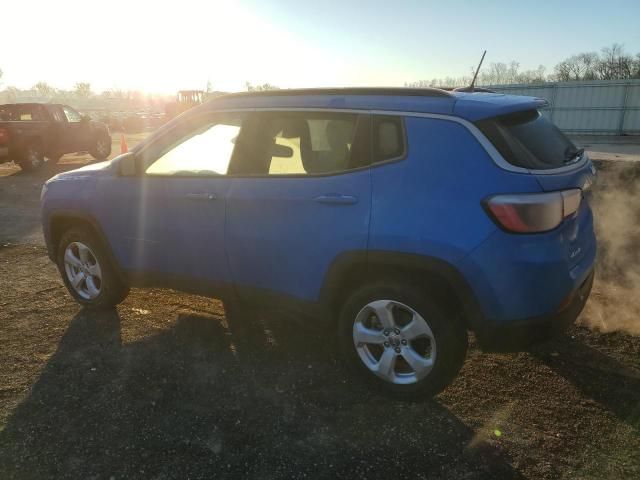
80 114 91 123
115 152 138 176
271 143 294 158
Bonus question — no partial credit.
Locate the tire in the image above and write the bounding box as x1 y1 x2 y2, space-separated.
338 279 468 400
90 135 112 160
18 141 45 171
57 226 129 309
46 152 63 163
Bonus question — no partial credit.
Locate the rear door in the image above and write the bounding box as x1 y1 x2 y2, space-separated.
225 110 372 302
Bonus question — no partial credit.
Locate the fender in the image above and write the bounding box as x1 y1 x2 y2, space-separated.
46 209 126 283
320 250 485 332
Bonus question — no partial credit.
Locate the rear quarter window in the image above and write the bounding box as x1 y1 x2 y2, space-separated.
476 109 581 170
372 115 405 163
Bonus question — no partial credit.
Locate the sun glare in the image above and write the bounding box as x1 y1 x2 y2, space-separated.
2 0 354 94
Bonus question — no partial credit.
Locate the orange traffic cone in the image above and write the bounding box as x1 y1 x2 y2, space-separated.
120 134 128 154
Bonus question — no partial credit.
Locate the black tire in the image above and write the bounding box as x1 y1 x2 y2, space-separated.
18 141 45 171
57 226 129 309
46 152 63 163
90 135 112 160
338 279 468 400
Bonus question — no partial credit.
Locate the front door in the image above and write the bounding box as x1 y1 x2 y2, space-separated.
225 110 372 302
96 112 245 293
60 105 92 152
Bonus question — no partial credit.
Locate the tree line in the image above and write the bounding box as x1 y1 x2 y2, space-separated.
406 43 640 88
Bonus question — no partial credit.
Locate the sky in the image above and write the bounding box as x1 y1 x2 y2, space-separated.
2 0 640 94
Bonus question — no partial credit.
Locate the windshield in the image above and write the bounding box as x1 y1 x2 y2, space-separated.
476 109 580 170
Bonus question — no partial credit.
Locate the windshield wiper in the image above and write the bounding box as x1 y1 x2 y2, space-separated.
565 147 584 163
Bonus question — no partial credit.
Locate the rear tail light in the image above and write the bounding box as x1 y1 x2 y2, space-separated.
483 189 582 233
0 128 8 145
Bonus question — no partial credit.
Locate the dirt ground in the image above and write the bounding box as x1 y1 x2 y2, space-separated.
0 138 639 479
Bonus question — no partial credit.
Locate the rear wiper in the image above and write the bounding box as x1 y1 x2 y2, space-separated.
565 147 584 163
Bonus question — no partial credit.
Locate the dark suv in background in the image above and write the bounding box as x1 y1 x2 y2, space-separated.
0 103 111 170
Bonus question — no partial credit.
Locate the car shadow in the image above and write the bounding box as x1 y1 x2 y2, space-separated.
0 306 524 479
532 332 640 431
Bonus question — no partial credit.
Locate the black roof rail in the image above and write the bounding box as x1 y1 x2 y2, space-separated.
216 87 454 100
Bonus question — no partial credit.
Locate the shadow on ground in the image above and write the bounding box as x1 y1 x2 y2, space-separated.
534 335 640 430
0 307 524 480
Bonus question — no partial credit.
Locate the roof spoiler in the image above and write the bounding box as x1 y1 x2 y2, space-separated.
453 86 497 93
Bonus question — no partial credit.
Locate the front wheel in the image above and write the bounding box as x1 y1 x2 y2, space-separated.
18 142 45 171
57 226 129 309
90 135 112 160
338 280 468 399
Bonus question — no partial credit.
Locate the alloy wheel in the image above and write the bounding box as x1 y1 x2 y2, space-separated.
63 242 103 300
352 299 436 385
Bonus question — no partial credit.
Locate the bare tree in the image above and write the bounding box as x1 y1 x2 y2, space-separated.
4 86 19 102
33 81 55 98
73 82 92 98
245 82 280 91
597 44 628 79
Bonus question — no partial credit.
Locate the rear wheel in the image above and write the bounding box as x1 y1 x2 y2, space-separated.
338 280 468 399
57 226 129 309
18 141 44 171
90 135 111 160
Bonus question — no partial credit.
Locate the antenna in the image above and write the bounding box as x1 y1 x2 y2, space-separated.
469 50 487 92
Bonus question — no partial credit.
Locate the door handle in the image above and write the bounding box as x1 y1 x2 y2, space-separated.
185 192 217 200
314 194 358 205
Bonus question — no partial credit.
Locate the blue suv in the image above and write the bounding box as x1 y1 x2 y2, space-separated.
41 88 596 398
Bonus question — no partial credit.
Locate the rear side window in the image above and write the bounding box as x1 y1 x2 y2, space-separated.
476 110 580 170
372 115 405 163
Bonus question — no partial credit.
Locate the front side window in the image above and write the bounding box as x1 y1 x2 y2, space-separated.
231 112 370 176
63 106 82 123
145 117 243 176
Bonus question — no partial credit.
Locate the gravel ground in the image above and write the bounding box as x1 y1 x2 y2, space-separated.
0 144 639 479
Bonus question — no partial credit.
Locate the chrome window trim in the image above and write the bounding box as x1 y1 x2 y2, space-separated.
204 106 588 176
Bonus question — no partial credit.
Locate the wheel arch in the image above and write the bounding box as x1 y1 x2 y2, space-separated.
20 135 44 153
47 211 125 283
320 250 485 332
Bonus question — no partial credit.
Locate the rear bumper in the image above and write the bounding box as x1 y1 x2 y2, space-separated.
475 268 594 352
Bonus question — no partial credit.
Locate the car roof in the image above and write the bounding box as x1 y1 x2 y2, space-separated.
205 87 548 122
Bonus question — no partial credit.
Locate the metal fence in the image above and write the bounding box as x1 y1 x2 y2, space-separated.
489 80 640 135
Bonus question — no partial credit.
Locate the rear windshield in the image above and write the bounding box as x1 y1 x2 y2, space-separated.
0 105 45 122
476 109 581 170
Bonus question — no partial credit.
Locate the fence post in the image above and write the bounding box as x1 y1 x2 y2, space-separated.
618 82 630 135
549 83 559 124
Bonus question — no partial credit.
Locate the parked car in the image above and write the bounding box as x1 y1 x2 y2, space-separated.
0 103 111 171
41 88 597 398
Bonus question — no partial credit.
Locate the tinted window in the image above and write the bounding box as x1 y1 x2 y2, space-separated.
373 115 405 163
476 110 580 170
0 105 44 121
50 108 66 123
145 117 243 176
231 112 370 176
63 106 82 123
